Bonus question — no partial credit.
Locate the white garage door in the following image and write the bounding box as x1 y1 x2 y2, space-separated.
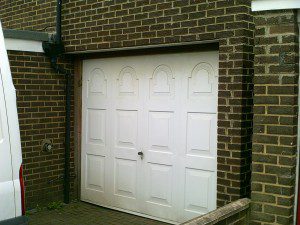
81 51 218 223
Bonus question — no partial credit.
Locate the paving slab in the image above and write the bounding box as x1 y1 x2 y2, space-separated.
28 201 170 225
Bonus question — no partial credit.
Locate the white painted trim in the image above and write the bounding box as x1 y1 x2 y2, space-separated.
4 38 44 53
294 9 300 225
252 0 300 11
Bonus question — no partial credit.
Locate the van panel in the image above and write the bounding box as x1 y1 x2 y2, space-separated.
0 23 22 182
0 22 20 219
0 67 15 220
0 110 3 141
0 182 16 221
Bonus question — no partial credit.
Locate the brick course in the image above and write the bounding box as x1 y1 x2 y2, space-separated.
7 50 75 209
251 10 299 225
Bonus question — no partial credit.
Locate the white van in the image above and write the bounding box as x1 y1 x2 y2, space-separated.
0 22 28 225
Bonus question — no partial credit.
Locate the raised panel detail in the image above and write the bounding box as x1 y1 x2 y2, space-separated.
88 68 107 97
185 168 212 214
149 111 174 152
118 67 138 97
116 110 138 148
115 158 137 198
146 163 172 206
188 63 214 97
187 113 212 156
88 109 105 146
86 154 105 192
150 65 174 98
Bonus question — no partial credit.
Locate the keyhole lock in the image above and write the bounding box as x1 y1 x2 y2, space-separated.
138 151 144 159
41 139 53 153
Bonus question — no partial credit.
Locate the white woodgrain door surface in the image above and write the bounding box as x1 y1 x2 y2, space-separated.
81 51 218 223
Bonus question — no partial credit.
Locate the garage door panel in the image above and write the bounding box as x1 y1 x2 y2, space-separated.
147 104 175 112
82 51 218 223
86 154 105 192
117 66 139 98
186 113 216 158
115 110 138 149
86 109 106 155
148 111 174 153
115 102 140 110
86 67 109 110
114 158 137 199
188 63 215 97
87 100 109 109
114 149 138 160
185 156 215 172
149 64 175 99
87 68 107 98
186 98 217 113
81 154 107 204
82 62 111 206
146 152 174 166
146 163 173 206
144 162 175 221
111 65 142 212
184 168 215 215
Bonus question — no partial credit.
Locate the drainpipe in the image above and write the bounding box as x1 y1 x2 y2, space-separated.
42 0 71 204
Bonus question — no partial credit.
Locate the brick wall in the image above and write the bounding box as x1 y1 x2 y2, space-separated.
61 0 254 53
1 0 255 209
7 50 75 209
2 1 300 224
183 198 251 225
251 10 299 224
0 0 57 32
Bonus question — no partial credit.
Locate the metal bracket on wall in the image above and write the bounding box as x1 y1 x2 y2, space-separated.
41 139 53 153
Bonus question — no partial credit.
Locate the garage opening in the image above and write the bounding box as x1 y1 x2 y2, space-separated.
81 50 218 224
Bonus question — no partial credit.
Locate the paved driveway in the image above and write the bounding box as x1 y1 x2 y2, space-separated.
28 201 170 225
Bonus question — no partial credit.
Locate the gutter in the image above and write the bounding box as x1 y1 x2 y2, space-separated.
42 0 71 204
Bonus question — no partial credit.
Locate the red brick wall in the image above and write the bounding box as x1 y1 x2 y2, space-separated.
251 10 299 224
7 50 75 209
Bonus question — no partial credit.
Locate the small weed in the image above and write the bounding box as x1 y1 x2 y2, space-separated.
36 204 43 212
25 204 43 216
47 201 64 211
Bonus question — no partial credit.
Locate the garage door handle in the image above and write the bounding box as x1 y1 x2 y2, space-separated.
138 151 144 159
